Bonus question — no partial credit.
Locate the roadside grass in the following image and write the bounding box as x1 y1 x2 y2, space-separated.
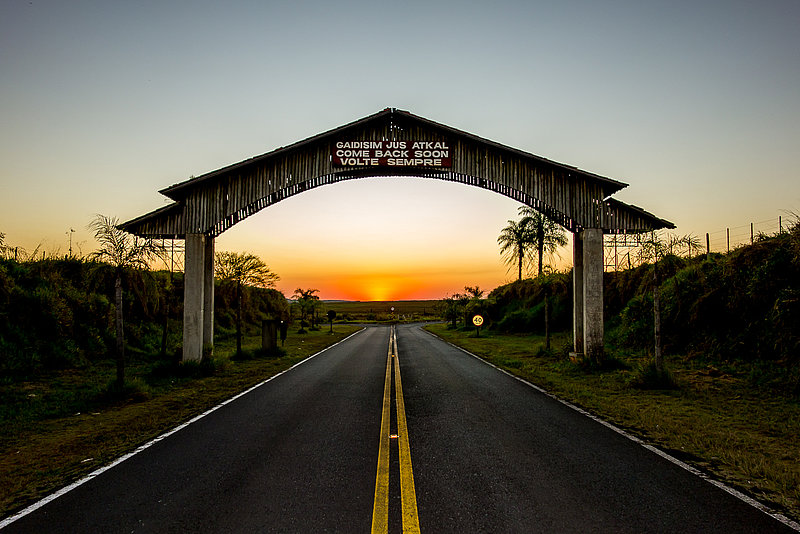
0 326 360 519
426 323 800 522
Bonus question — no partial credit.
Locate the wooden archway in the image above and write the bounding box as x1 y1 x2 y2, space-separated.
122 108 673 362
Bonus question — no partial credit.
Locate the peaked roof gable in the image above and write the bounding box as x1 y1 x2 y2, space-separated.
122 108 673 237
159 108 628 200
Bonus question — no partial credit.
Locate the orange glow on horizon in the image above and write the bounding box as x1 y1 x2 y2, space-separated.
328 274 426 301
274 266 516 302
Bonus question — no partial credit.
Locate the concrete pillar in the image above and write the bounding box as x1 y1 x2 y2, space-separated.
582 228 604 362
203 236 215 355
572 232 584 356
183 233 205 362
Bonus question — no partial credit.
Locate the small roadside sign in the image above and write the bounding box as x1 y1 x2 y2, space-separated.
472 314 484 337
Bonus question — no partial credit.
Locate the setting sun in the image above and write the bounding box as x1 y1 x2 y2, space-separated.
365 283 391 302
329 274 426 302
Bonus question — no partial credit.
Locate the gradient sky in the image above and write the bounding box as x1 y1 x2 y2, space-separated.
2 1 799 300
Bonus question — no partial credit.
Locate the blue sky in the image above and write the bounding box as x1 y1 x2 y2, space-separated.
1 0 798 298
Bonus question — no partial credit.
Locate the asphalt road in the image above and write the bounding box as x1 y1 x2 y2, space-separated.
3 324 795 533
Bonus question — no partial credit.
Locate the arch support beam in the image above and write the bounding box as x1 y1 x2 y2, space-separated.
572 233 584 355
183 233 215 361
582 228 604 362
203 236 215 355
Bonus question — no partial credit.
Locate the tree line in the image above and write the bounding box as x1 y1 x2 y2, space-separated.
443 206 799 390
0 216 292 388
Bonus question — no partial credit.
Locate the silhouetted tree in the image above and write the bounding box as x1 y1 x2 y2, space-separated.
637 232 697 376
88 214 164 387
518 207 568 348
518 207 569 277
438 293 461 328
215 251 280 358
498 219 535 281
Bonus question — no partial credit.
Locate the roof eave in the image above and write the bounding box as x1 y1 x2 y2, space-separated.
393 109 630 194
158 108 630 200
159 108 396 200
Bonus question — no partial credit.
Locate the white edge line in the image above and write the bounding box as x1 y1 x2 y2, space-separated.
0 328 366 530
422 327 800 532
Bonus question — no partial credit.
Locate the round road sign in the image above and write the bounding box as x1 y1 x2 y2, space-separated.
472 315 484 327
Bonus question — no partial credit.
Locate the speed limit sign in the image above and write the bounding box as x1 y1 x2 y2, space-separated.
472 315 484 327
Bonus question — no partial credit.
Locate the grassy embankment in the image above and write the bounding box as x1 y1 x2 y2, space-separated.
0 326 360 519
426 323 800 522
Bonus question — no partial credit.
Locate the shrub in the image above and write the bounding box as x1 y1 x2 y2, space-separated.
615 294 653 351
630 361 678 390
489 274 571 334
99 377 152 403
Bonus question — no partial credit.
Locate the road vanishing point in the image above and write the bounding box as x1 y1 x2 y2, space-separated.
2 324 796 533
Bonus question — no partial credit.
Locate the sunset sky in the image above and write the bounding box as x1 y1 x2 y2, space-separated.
2 1 799 301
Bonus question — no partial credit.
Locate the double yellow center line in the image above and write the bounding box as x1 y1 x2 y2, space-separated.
371 326 420 533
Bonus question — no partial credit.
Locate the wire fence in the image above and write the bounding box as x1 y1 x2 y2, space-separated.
603 214 795 272
706 216 790 254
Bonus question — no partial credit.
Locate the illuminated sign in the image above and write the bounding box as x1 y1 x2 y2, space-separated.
332 140 452 167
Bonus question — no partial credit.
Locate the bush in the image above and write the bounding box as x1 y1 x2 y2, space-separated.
615 294 653 351
0 257 288 377
99 378 152 403
630 361 678 390
489 274 571 334
252 346 287 359
496 306 540 332
606 225 800 381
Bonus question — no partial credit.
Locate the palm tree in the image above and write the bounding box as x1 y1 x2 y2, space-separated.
518 207 568 349
518 207 569 277
638 232 698 377
215 251 280 358
498 219 535 281
88 215 165 388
